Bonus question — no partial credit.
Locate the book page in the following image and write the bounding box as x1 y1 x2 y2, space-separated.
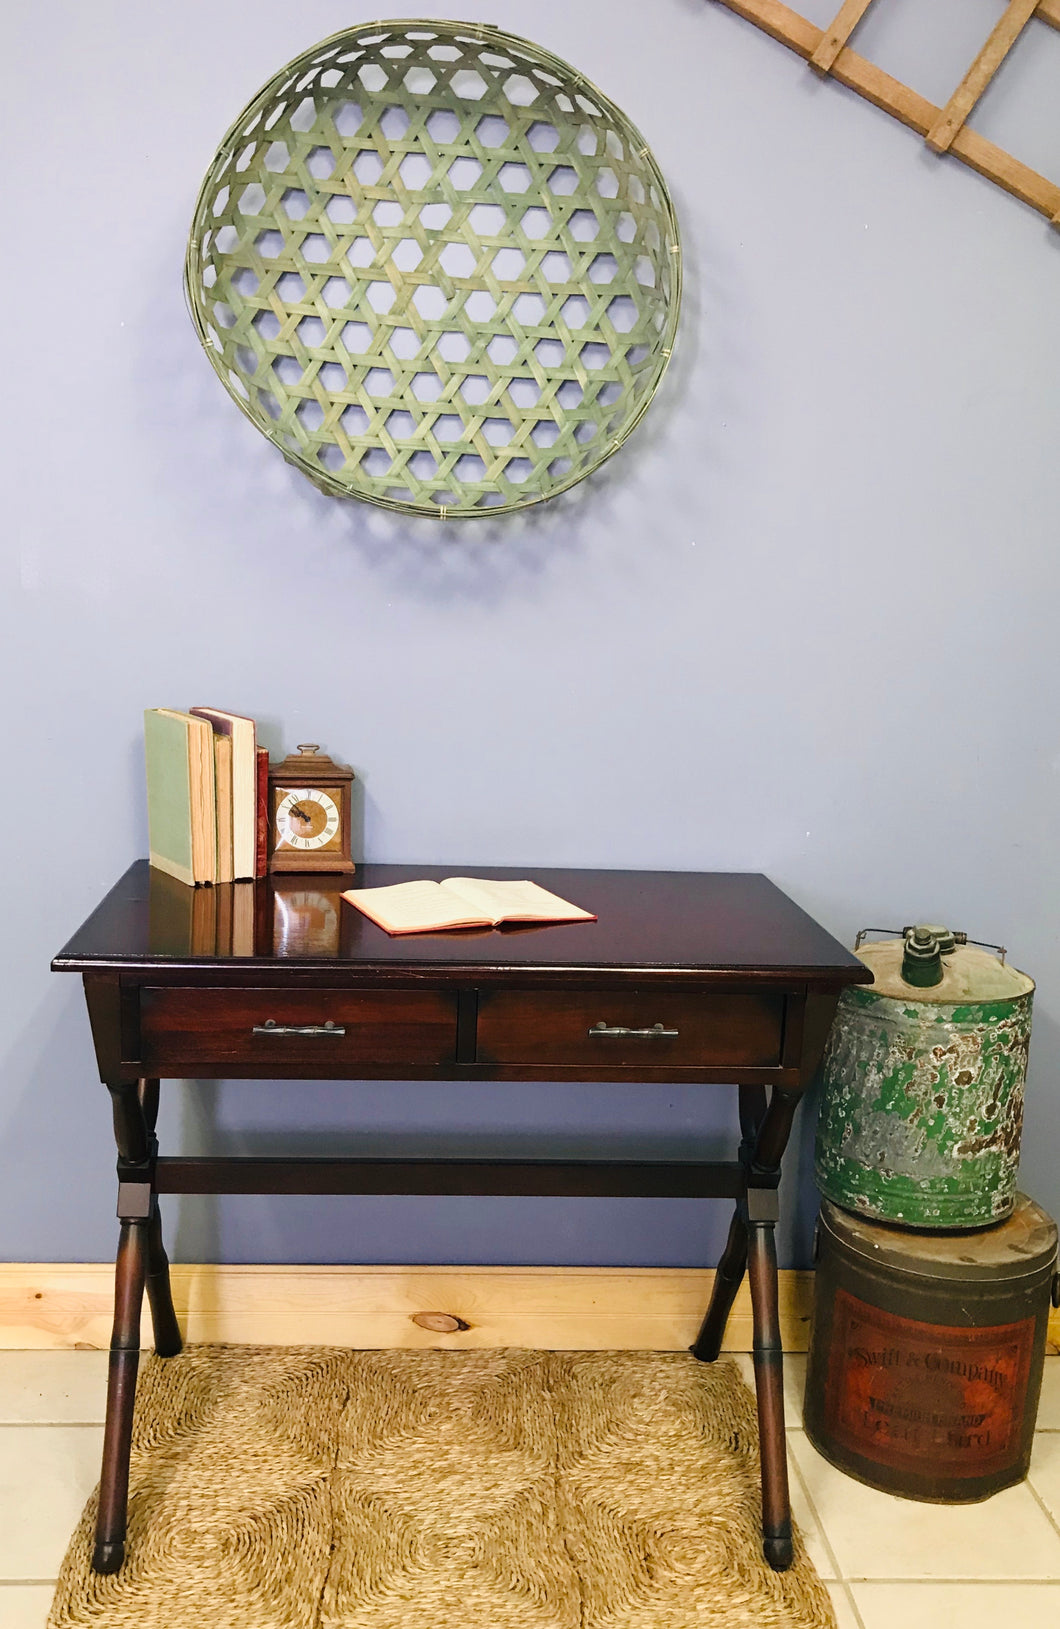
342 879 491 935
443 877 595 924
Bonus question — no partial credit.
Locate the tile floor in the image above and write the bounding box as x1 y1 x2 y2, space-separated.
0 1350 1057 1627
733 1352 1060 1629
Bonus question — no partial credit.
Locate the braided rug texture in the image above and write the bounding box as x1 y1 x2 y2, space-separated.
50 1347 834 1629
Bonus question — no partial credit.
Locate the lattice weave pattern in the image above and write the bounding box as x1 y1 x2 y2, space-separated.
186 19 681 516
50 1348 833 1628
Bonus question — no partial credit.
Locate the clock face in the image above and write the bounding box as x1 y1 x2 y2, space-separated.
274 787 341 852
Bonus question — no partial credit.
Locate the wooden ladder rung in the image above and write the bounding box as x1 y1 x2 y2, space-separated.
927 0 1040 155
810 0 876 77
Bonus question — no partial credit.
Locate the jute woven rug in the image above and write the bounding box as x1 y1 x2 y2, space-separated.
50 1347 834 1629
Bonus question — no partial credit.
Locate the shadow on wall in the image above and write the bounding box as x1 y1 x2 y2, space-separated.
0 983 117 1262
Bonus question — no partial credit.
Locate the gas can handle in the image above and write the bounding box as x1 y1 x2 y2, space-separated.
854 927 1007 965
856 927 920 950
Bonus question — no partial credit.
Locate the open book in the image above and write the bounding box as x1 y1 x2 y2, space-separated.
341 877 596 936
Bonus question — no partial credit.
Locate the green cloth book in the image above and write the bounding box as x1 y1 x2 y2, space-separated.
144 709 218 886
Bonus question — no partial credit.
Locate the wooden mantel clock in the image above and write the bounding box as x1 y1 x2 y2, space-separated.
267 745 355 875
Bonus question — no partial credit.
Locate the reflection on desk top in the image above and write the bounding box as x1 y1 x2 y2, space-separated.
52 862 872 988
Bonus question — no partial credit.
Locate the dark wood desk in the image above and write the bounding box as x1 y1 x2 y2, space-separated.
53 861 869 1575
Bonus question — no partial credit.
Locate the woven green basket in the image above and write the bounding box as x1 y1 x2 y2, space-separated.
185 19 681 517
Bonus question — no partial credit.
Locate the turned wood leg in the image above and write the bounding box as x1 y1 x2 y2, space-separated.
120 1080 181 1357
691 1207 748 1362
108 1081 150 1166
138 1077 160 1135
145 1204 182 1358
692 1085 766 1362
747 1201 792 1572
93 1219 147 1575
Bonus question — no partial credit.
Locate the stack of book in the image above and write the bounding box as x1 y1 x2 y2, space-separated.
144 708 269 885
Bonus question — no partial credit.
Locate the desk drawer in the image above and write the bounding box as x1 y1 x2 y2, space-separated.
476 989 784 1069
139 987 458 1069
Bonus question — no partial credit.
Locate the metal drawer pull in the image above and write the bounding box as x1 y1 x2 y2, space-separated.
252 1019 347 1037
588 1021 679 1039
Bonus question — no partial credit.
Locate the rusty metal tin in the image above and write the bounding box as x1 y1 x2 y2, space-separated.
803 1196 1058 1501
815 938 1034 1227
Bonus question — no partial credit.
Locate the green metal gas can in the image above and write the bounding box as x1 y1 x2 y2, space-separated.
815 929 1034 1228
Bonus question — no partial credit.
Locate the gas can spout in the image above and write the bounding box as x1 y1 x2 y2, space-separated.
901 924 967 957
901 926 944 987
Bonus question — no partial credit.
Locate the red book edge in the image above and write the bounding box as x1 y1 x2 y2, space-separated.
255 747 270 878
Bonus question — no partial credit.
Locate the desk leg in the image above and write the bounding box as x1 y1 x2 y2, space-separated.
690 1084 764 1360
747 1200 792 1571
692 1083 796 1570
691 1208 748 1362
93 1218 147 1574
112 1080 182 1359
138 1077 160 1135
145 1204 182 1359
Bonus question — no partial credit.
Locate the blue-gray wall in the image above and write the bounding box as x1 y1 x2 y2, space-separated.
4 0 1058 1268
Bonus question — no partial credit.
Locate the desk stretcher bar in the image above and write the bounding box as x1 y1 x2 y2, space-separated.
149 1156 748 1200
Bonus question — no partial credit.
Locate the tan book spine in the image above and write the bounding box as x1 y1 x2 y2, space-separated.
189 709 256 878
213 736 234 883
186 718 217 884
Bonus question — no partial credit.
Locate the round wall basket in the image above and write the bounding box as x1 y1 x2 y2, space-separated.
185 18 681 517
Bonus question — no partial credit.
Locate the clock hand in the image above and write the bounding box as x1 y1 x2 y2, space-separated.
290 804 314 825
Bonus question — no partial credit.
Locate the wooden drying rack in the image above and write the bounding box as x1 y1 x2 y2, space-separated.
712 0 1060 227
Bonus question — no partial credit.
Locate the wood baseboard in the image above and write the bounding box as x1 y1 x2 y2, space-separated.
3 1265 1056 1353
0 1264 816 1352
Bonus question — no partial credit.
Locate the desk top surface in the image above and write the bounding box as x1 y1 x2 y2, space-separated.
53 862 870 987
